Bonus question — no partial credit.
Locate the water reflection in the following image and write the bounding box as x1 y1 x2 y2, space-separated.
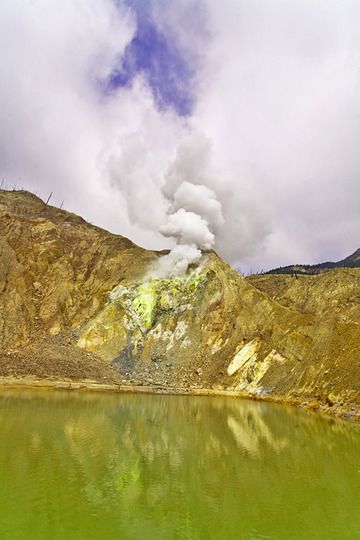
0 390 359 540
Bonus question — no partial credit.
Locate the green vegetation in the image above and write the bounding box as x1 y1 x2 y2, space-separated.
265 247 360 275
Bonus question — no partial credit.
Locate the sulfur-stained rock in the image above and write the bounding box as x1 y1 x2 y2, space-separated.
0 189 359 420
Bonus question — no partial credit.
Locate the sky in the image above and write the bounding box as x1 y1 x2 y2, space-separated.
1 0 360 272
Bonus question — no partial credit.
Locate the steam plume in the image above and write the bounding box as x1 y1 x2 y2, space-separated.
1 0 360 273
109 130 226 277
156 135 225 276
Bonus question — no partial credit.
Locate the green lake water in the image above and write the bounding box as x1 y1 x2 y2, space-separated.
0 389 359 540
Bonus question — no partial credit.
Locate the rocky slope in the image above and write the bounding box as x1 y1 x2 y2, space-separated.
0 190 359 420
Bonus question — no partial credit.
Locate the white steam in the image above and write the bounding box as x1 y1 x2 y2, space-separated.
172 181 224 231
1 0 360 273
109 130 227 277
160 209 214 251
149 244 202 279
157 136 226 275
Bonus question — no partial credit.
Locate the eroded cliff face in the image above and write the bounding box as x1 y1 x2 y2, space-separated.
0 190 155 380
0 190 359 420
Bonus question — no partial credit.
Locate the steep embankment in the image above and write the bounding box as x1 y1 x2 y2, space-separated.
0 190 359 420
0 190 155 381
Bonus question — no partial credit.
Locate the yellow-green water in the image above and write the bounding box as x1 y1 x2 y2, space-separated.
0 389 359 540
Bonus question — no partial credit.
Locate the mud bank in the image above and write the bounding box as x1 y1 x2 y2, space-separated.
0 376 358 423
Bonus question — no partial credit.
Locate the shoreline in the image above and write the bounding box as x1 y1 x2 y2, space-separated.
0 376 359 424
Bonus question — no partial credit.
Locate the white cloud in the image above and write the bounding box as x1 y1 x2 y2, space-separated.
193 0 360 267
1 0 360 271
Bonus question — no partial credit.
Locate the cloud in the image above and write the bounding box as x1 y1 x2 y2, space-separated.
0 0 360 272
193 0 360 268
107 0 205 116
0 0 138 236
